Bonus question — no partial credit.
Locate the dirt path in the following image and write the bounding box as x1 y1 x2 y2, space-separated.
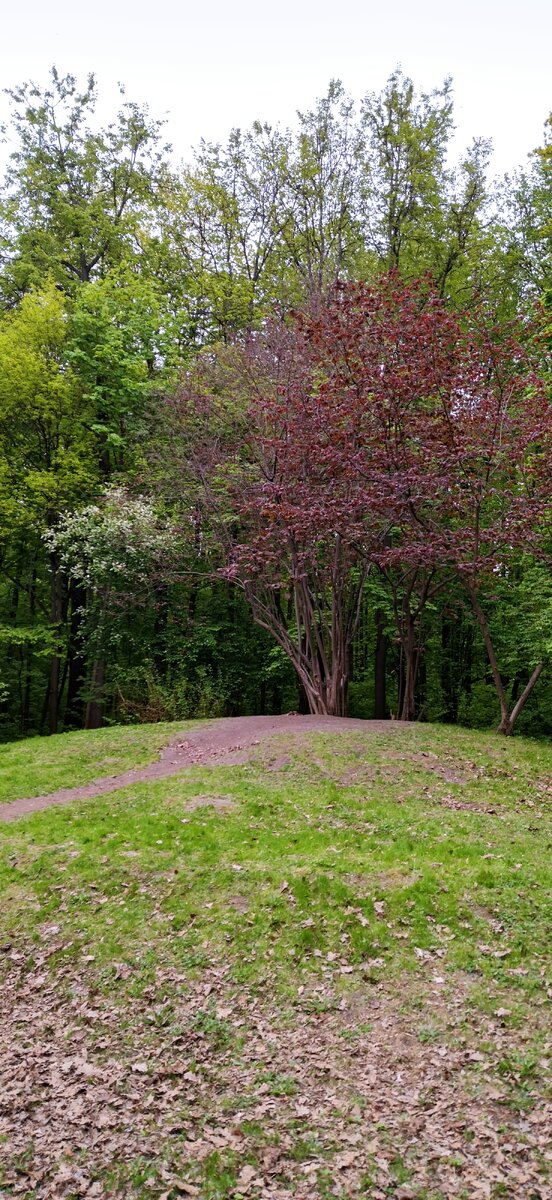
0 715 399 823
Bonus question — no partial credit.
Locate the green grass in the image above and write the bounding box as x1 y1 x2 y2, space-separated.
0 719 551 1198
0 719 195 802
1 721 550 1006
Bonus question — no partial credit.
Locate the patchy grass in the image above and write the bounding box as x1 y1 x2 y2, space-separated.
0 720 194 803
0 720 551 1198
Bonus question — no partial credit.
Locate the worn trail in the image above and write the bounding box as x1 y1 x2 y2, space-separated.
0 715 399 822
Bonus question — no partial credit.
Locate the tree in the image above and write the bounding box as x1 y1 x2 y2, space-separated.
494 111 552 321
171 277 467 716
277 81 363 295
0 281 97 732
285 275 464 721
172 319 382 716
67 268 176 476
45 488 176 727
358 69 493 302
319 280 552 732
359 71 454 272
174 276 552 728
164 123 290 342
423 319 552 733
153 84 362 347
0 67 169 301
0 68 179 733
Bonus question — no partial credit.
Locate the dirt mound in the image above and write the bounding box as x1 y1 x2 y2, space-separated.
0 716 400 822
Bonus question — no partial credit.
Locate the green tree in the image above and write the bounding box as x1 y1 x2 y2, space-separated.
67 268 176 477
276 80 363 295
152 121 292 344
0 282 96 734
0 282 93 533
45 488 175 727
358 69 493 300
0 67 169 301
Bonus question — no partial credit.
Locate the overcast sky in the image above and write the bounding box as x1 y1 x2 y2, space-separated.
0 0 550 178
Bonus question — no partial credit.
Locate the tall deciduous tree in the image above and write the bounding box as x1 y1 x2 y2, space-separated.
173 276 552 727
424 321 552 733
0 67 169 300
287 276 462 720
45 488 176 728
509 114 552 299
172 320 380 716
358 70 494 301
0 282 97 732
277 80 363 294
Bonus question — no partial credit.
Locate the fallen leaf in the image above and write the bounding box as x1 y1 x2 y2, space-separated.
238 1164 258 1185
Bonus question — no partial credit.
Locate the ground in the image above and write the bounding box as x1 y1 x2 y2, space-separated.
0 717 551 1199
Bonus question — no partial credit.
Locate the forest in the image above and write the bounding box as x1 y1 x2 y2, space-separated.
1 66 551 740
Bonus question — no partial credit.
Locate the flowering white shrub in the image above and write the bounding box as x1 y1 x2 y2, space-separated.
44 488 174 596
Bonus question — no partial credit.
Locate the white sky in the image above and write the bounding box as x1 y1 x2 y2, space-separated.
0 0 550 178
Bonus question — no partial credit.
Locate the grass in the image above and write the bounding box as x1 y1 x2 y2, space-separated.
0 719 195 802
2 722 549 995
0 719 551 1198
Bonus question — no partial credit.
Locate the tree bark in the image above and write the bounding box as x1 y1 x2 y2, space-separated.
374 610 387 719
48 552 63 735
65 583 87 728
85 659 105 729
398 615 418 721
464 576 544 734
497 662 544 735
242 545 367 718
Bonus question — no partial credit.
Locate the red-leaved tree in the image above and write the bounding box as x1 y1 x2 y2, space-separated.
420 322 552 733
172 275 552 725
308 279 552 729
172 321 388 715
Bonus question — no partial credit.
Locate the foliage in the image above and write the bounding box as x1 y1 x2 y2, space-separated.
0 281 95 533
45 487 174 593
0 67 551 737
175 275 552 727
0 67 169 299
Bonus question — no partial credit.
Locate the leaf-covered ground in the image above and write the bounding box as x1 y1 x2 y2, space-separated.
0 721 551 1198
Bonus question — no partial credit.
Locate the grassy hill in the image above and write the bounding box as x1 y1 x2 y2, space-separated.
0 720 193 803
0 720 551 1198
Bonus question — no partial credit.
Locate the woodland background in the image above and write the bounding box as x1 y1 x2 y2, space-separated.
1 67 551 739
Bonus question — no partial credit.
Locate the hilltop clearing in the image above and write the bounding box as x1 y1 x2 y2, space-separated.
0 720 551 1198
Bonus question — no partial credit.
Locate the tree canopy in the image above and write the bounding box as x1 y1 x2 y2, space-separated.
0 65 551 737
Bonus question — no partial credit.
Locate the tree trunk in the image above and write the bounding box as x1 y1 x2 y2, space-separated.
324 670 348 717
21 565 37 736
65 583 87 728
374 610 387 719
464 576 544 734
441 614 455 723
48 552 63 735
319 627 349 716
85 659 105 729
398 617 418 721
497 662 544 734
21 656 32 735
245 555 365 720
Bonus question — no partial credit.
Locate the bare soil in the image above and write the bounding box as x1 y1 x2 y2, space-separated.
0 716 400 822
